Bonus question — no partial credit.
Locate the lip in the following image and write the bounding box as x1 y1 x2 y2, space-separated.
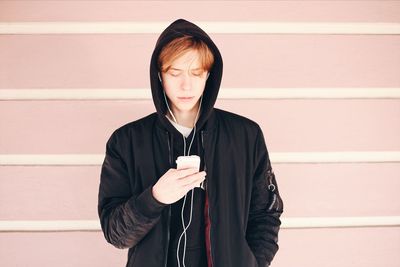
177 96 194 101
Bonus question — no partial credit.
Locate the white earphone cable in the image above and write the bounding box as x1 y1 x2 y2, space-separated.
176 95 202 267
160 71 204 267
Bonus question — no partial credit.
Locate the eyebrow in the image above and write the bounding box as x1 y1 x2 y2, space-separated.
170 67 203 71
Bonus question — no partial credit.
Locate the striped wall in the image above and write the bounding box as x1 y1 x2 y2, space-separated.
0 1 399 266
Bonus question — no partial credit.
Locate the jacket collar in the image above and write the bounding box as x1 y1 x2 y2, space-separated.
155 108 218 138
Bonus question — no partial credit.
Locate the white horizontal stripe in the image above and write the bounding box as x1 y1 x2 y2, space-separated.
1 151 400 166
0 22 399 35
0 154 103 166
0 216 399 232
0 220 100 232
1 88 400 100
273 151 400 164
283 216 400 229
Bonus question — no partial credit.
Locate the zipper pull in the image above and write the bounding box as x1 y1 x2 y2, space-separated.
266 168 275 191
265 168 281 211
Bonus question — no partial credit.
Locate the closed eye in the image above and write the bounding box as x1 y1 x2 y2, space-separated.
168 71 180 77
192 71 206 76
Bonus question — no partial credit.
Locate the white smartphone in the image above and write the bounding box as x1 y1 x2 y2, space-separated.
176 155 201 171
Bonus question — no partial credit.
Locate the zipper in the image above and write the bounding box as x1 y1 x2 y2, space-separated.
207 199 214 267
201 130 214 267
165 207 171 267
267 193 277 211
166 131 172 167
201 131 207 173
276 195 281 211
164 131 172 267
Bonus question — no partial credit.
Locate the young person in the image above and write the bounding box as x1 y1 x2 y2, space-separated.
98 18 283 267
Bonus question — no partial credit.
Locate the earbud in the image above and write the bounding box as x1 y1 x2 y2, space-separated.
206 72 210 80
158 72 162 83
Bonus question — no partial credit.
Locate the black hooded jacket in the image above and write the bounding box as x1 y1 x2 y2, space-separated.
98 18 283 267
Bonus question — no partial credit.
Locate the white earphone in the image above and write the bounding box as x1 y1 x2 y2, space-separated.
158 71 163 83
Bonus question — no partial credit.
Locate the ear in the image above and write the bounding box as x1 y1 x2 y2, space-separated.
206 72 210 80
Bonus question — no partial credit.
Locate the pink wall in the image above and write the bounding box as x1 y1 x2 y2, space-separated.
1 1 399 267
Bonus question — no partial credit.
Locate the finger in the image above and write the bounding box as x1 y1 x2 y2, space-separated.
164 168 176 175
176 168 199 179
193 176 206 188
180 172 206 186
186 177 206 191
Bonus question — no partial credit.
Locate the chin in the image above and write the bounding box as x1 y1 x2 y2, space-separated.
174 99 200 111
176 105 197 112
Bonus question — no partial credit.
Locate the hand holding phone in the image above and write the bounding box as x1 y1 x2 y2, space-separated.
176 155 204 189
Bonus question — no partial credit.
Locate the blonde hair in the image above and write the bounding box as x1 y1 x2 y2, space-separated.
158 35 214 73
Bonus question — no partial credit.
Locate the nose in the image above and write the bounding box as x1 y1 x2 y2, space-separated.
181 73 191 91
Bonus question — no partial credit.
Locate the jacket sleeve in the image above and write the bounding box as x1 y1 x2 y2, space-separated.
97 130 168 249
246 125 284 267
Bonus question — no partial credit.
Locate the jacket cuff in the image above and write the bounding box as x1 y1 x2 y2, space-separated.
256 256 269 267
135 186 168 219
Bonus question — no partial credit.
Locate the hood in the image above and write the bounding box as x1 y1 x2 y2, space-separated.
150 18 223 136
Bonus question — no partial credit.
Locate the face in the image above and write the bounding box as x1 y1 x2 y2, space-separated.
161 49 209 115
